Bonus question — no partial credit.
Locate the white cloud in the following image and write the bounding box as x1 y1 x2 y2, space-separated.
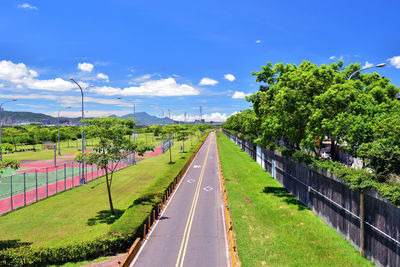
91 78 199 96
232 91 251 99
0 83 4 88
97 73 109 81
171 112 230 122
0 93 127 107
224 74 235 82
329 56 336 60
389 56 400 69
199 77 218 86
18 3 37 10
256 40 262 44
0 60 76 91
363 61 374 68
133 74 152 83
78 62 94 72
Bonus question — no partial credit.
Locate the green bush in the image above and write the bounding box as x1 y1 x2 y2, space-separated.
0 232 134 267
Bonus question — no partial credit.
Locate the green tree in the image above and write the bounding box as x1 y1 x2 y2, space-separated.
75 118 153 215
3 128 20 151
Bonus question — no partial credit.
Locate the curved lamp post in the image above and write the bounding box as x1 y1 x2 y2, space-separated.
117 97 136 165
0 99 17 161
57 106 71 156
70 78 93 184
345 63 386 166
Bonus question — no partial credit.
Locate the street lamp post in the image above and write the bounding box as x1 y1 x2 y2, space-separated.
0 99 17 161
70 78 93 184
117 97 136 165
345 63 386 166
57 106 71 156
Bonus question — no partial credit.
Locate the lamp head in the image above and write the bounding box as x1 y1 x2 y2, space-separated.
376 63 386 68
12 99 17 101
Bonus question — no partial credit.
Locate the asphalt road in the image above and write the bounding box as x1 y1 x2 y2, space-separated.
131 132 231 267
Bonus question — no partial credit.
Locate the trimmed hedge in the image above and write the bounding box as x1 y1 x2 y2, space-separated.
0 232 133 266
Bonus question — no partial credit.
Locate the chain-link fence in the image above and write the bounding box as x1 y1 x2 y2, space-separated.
0 153 135 214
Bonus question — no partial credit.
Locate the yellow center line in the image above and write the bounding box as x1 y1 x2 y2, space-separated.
175 134 213 267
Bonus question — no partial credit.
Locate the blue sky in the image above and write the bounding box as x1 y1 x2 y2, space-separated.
1 0 399 122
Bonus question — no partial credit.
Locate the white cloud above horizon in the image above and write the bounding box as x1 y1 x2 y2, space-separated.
18 3 37 10
232 91 251 99
329 56 336 60
363 61 374 68
389 56 400 69
0 60 76 91
171 112 234 122
224 74 235 82
0 93 128 108
97 73 109 81
78 62 94 72
91 77 200 96
199 77 218 86
256 40 262 44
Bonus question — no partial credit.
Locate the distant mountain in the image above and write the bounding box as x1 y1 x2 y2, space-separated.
1 110 174 126
116 112 174 125
1 111 81 125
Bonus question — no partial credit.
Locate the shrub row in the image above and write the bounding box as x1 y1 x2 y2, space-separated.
0 232 133 267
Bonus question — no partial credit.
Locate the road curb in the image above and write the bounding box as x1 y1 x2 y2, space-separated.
216 131 241 267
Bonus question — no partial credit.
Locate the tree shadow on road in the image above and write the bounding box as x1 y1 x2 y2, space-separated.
263 186 307 211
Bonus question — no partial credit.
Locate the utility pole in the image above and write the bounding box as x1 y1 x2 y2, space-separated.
184 112 187 124
199 106 203 122
70 78 93 185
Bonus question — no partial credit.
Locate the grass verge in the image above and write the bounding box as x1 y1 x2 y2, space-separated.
216 132 373 267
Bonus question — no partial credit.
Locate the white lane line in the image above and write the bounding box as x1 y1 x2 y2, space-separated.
130 135 210 267
216 133 231 267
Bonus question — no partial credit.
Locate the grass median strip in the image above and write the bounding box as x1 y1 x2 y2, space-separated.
216 132 373 267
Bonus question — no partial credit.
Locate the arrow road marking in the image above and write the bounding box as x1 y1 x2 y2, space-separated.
193 165 201 168
187 179 195 183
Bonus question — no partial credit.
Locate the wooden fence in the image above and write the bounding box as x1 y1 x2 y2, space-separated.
222 130 400 267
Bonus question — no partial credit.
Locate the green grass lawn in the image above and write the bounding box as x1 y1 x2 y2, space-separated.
2 147 81 161
216 132 373 267
0 134 205 248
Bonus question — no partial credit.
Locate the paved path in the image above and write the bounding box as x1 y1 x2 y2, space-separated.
131 132 231 267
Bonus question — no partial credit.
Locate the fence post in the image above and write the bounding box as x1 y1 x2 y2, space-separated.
64 163 67 191
72 162 74 187
46 167 49 197
35 169 38 201
56 166 58 193
23 172 26 206
360 192 365 257
10 175 13 211
91 164 94 180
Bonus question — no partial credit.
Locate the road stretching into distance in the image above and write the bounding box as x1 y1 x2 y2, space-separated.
131 132 231 267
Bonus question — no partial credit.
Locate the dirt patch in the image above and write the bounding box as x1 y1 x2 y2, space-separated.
243 195 253 205
84 253 126 267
